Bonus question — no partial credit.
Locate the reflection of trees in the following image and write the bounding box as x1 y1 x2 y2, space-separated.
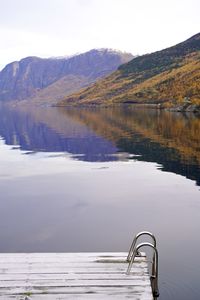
60 107 200 166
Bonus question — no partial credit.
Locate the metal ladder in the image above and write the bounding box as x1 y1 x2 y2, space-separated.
126 231 159 298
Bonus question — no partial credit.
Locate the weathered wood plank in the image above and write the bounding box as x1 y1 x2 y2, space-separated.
0 252 129 260
0 264 148 274
0 296 151 300
0 277 151 287
0 260 146 267
0 294 150 300
0 252 153 299
0 254 145 263
0 286 152 295
0 272 147 280
0 252 128 256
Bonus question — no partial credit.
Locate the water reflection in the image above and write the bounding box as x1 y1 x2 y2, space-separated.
60 106 200 185
0 103 200 300
0 104 199 185
0 104 118 162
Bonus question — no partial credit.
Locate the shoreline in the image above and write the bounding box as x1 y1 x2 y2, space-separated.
54 101 200 114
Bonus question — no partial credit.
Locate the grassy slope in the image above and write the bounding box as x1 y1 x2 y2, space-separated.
59 33 200 107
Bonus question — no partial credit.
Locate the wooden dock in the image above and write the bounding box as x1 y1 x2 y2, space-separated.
0 252 153 299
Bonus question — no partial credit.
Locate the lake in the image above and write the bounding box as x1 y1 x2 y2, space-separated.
0 103 199 300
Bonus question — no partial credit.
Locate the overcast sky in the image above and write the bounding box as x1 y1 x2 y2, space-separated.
0 0 199 70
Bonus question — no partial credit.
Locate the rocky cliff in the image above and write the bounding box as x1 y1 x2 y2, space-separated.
0 49 133 104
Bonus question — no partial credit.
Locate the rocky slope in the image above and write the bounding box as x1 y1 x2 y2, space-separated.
0 49 133 104
59 33 200 109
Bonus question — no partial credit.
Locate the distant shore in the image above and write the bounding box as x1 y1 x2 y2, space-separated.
55 101 200 114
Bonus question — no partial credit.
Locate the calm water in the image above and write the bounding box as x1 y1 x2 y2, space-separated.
0 104 200 300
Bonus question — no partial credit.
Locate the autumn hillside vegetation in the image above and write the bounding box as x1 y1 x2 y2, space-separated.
59 33 200 109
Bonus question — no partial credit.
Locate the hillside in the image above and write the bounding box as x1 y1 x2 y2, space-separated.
0 49 133 104
59 33 200 109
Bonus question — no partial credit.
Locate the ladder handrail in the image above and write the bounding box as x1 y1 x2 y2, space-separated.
127 231 156 262
127 242 159 297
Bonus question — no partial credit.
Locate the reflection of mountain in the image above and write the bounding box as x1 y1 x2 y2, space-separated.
0 104 199 185
0 104 118 162
58 107 200 185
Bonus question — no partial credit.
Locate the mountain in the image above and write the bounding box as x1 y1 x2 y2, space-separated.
0 49 133 104
59 33 200 109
